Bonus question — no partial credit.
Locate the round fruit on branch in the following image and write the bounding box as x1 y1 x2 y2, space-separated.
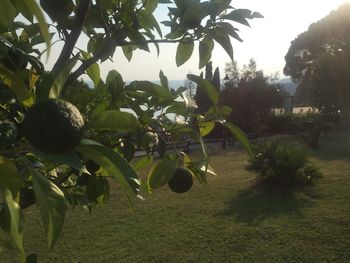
85 159 99 174
168 167 194 193
23 99 84 155
40 0 74 22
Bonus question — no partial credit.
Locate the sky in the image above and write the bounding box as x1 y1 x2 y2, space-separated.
45 0 350 82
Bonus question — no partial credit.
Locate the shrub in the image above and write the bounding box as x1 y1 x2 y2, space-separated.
246 139 321 190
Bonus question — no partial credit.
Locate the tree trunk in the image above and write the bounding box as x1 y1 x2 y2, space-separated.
348 111 350 146
309 123 322 149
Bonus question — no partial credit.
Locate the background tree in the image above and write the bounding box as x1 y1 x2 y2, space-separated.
184 77 196 100
0 1 262 261
224 60 240 88
284 3 350 142
213 67 221 91
221 59 283 133
242 58 262 80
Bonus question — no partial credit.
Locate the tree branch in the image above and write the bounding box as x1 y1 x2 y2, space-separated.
52 0 91 72
63 38 185 90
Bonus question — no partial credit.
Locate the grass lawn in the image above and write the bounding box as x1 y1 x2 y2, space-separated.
1 133 350 262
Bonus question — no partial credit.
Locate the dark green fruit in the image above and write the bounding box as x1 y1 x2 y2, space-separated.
118 141 135 162
19 187 36 209
40 0 74 22
85 159 99 173
0 122 18 148
168 168 193 193
141 132 158 148
76 173 90 186
1 48 28 71
23 99 84 154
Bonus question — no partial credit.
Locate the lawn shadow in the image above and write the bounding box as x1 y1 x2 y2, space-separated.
309 134 350 161
217 188 315 225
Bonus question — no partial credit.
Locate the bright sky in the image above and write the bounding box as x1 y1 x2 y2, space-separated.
46 0 350 82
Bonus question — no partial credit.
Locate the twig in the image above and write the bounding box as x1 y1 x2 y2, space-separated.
52 0 91 72
63 37 190 89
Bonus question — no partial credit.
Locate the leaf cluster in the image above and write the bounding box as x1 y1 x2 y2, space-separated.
284 3 350 111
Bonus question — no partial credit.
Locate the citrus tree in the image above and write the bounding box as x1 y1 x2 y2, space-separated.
0 0 262 261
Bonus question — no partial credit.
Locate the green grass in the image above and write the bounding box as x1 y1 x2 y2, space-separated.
1 133 350 262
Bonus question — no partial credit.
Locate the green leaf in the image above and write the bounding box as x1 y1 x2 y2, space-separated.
251 12 264 19
216 22 243 42
212 28 233 61
199 36 214 69
132 156 153 172
0 0 17 27
187 74 218 105
122 45 134 61
176 40 194 66
127 81 174 101
32 151 84 171
143 0 158 13
224 122 253 157
159 70 169 89
0 122 18 149
12 0 33 22
88 110 139 132
0 65 30 101
127 30 149 52
199 121 215 137
203 106 232 121
24 0 51 53
31 169 66 249
199 136 209 161
106 70 124 103
138 9 162 37
85 176 110 205
77 140 142 198
0 156 23 197
165 28 185 40
166 104 188 116
187 160 216 184
81 51 100 88
221 9 251 27
221 105 233 116
31 32 55 46
148 159 177 190
3 188 25 260
181 2 209 27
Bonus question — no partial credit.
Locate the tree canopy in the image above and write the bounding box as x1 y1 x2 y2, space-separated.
0 0 262 261
284 3 350 113
221 59 283 133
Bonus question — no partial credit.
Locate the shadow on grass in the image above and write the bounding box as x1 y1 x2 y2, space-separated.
217 188 315 225
309 134 350 161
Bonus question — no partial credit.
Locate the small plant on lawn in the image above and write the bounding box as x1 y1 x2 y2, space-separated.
246 140 321 189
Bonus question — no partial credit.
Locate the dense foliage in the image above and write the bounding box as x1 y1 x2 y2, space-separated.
246 140 321 190
284 3 350 128
220 59 283 133
0 0 262 261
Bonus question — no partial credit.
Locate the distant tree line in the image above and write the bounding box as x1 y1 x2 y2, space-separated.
191 59 283 136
